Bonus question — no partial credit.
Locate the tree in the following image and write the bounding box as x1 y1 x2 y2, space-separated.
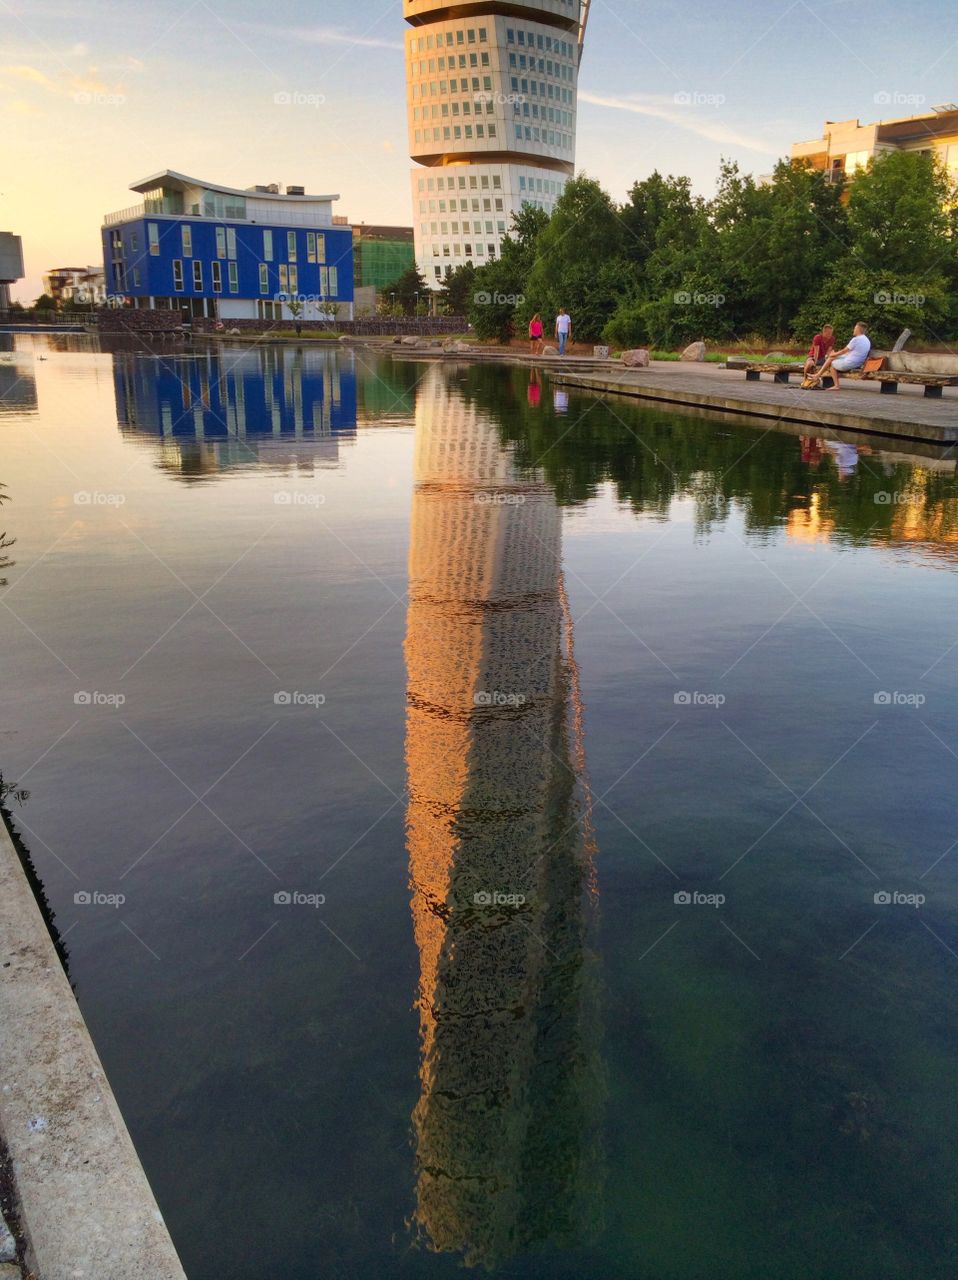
438 263 477 316
846 150 952 276
33 294 57 311
383 265 429 316
524 176 630 339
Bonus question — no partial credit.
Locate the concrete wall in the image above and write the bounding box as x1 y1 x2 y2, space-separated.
0 816 187 1279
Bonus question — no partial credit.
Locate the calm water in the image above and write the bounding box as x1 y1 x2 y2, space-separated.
4 333 958 1279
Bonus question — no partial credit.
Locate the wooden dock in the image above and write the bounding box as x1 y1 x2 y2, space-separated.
549 362 958 446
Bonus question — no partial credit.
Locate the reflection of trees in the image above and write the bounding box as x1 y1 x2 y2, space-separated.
405 371 602 1269
0 483 14 587
456 364 958 546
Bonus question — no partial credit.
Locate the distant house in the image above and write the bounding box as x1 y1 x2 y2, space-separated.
791 105 958 186
101 171 355 321
43 266 107 306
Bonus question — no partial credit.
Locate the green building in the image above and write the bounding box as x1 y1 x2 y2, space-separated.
351 225 415 291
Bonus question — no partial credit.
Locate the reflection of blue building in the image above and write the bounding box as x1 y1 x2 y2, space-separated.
113 346 359 479
101 171 354 321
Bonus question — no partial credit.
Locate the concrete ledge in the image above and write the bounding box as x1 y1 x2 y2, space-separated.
0 818 187 1280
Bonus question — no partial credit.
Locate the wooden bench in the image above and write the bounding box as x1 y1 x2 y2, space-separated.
844 370 958 398
743 363 803 384
742 357 958 398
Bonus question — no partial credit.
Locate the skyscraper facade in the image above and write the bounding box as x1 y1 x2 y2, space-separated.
403 0 590 289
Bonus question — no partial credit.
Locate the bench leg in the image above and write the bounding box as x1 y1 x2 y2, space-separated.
745 370 760 382
773 371 790 384
924 384 943 398
880 381 899 394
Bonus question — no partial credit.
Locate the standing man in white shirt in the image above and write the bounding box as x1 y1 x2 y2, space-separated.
555 308 573 356
812 322 871 391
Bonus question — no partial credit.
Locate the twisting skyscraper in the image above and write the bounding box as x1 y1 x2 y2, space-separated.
403 0 590 289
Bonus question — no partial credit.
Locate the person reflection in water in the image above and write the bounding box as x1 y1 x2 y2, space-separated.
404 369 602 1270
527 368 542 408
553 387 569 415
823 439 872 480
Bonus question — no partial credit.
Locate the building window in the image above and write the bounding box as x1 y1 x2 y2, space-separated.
211 261 222 293
316 234 326 264
278 264 289 292
264 229 273 261
307 232 316 262
259 263 269 294
228 262 238 294
148 223 160 255
193 260 203 291
216 227 227 258
181 226 192 256
328 266 338 296
172 260 184 291
133 266 141 285
289 265 298 293
131 230 139 252
287 231 297 262
227 227 237 258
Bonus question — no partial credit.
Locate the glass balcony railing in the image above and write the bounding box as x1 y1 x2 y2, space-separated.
103 204 335 229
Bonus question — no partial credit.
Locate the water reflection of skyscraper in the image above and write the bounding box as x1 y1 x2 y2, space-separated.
112 346 360 479
404 368 602 1269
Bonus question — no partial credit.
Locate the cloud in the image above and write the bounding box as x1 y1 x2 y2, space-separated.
579 89 777 155
0 61 127 99
247 23 403 51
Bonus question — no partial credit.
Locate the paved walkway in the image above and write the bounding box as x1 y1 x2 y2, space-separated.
549 361 958 446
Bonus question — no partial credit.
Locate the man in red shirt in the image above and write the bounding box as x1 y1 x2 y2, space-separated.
804 324 834 379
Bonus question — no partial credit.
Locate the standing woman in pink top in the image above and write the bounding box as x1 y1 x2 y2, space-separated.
529 313 544 355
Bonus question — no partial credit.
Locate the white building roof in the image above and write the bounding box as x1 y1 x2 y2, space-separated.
129 170 339 203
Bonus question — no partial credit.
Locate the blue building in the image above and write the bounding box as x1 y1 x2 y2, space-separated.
101 171 355 321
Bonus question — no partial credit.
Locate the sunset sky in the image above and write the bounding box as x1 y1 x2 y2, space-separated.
4 0 955 299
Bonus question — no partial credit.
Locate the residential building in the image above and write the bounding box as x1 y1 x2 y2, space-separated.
404 0 591 288
101 171 355 320
43 266 107 306
0 233 24 309
791 105 958 184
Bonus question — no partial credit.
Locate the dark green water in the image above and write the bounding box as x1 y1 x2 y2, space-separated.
3 334 958 1279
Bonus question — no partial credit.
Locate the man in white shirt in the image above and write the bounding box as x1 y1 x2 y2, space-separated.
555 308 573 356
812 322 871 391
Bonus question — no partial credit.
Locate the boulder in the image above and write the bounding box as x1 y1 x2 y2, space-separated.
621 348 650 368
681 341 706 362
765 350 787 359
401 335 420 346
228 327 241 336
541 344 559 356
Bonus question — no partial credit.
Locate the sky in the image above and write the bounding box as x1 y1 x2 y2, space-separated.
3 0 956 300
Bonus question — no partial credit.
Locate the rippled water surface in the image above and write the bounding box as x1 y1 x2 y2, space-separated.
4 333 958 1279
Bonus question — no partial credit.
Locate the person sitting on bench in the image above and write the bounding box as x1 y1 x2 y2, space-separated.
803 324 834 380
810 323 871 391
